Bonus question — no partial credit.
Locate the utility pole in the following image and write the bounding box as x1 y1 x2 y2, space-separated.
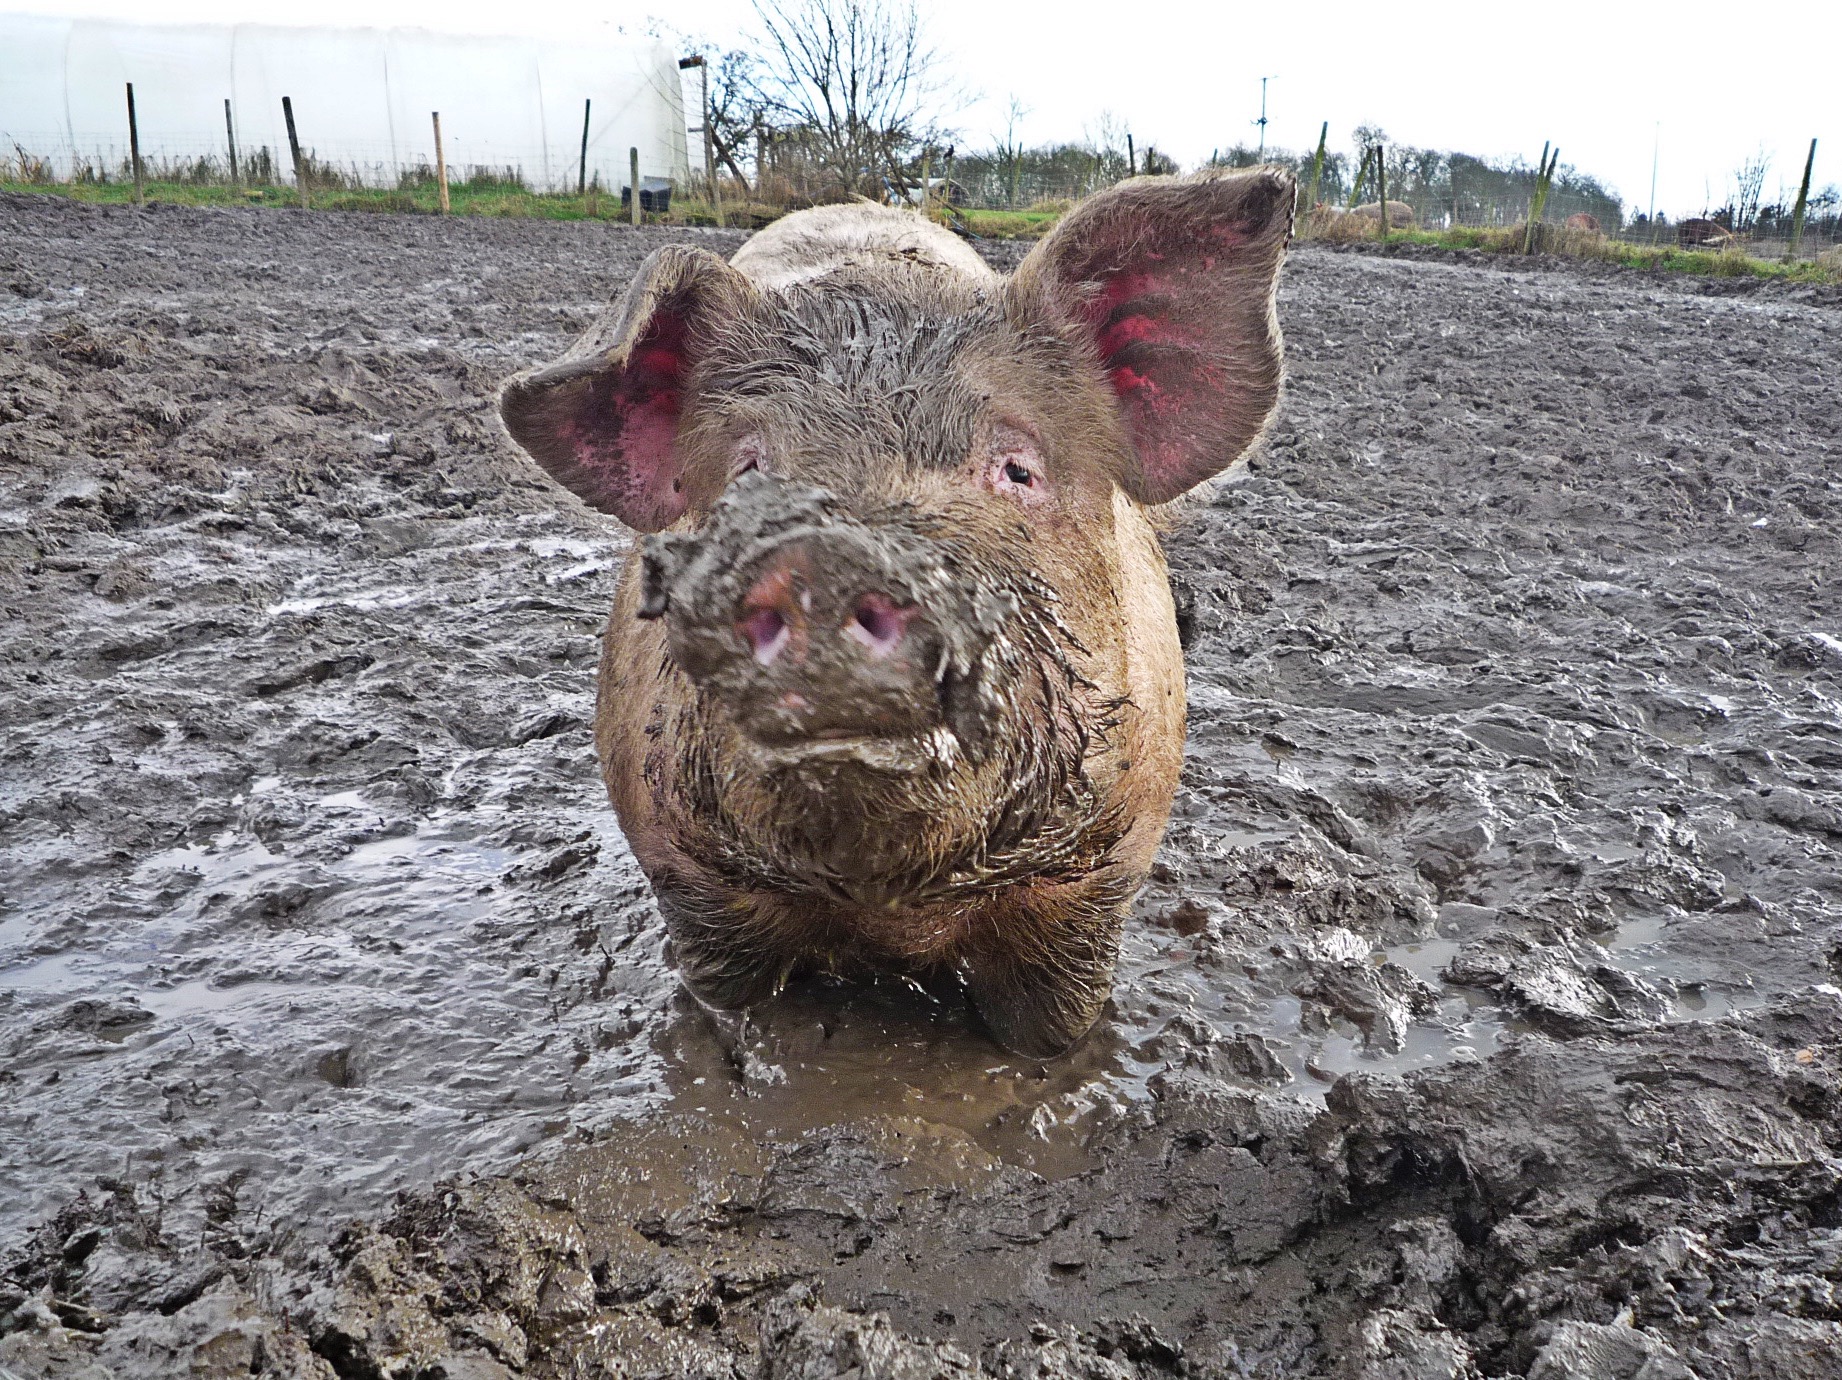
679 55 721 227
1648 122 1659 232
1254 76 1276 158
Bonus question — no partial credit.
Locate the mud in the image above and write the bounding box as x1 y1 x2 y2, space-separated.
2 195 1840 1378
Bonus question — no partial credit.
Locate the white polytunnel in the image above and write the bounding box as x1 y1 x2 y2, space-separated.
0 13 693 191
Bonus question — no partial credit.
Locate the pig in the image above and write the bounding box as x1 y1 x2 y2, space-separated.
1351 199 1414 228
497 169 1294 1057
1563 212 1602 234
1677 217 1732 247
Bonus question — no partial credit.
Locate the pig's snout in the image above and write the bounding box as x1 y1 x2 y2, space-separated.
660 528 951 756
734 557 916 668
640 475 1007 768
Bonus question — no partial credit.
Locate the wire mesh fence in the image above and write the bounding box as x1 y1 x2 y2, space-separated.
6 121 1836 267
1 133 670 196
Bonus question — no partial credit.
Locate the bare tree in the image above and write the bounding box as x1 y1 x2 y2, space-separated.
746 0 949 198
1732 147 1771 232
1084 112 1134 191
701 48 763 191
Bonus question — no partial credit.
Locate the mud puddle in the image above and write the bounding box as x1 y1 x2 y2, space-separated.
3 196 1841 1377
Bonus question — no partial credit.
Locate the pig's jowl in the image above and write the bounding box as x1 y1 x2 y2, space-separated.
499 169 1294 1056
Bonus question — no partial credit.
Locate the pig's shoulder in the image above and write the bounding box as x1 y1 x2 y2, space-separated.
730 202 995 292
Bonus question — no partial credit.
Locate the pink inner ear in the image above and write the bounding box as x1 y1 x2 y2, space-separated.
561 310 693 530
1038 183 1287 505
1080 267 1225 488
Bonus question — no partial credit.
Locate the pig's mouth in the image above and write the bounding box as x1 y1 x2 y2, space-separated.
744 722 965 776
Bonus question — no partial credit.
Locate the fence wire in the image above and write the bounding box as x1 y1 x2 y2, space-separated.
5 131 1836 264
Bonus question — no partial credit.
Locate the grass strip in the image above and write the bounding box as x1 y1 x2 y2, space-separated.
4 178 1834 283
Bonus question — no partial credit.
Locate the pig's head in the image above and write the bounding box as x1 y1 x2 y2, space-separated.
499 170 1292 913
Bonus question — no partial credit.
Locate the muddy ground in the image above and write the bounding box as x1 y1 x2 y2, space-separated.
1 194 1840 1379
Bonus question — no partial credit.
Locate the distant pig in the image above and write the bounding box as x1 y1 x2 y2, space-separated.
498 169 1294 1056
1678 217 1732 247
1351 199 1414 228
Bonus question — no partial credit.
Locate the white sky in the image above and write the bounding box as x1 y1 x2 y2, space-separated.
14 0 1841 217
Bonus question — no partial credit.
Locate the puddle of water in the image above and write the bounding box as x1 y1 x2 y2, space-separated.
1605 913 1762 1021
0 908 32 956
1386 937 1464 984
266 585 426 617
638 915 1534 1186
653 974 1135 1182
0 950 90 993
141 976 300 1018
1292 1001 1505 1087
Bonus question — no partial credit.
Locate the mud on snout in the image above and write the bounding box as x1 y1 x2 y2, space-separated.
638 471 1027 775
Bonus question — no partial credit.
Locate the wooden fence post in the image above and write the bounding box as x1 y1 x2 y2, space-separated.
1376 145 1388 243
1787 138 1817 261
578 98 590 196
223 98 239 188
1523 142 1549 253
125 83 143 205
1345 146 1371 212
282 96 308 208
432 112 450 214
629 146 641 226
1302 121 1327 214
1127 133 1136 177
1526 145 1559 252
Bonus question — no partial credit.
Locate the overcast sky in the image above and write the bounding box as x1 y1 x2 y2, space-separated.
14 0 1840 217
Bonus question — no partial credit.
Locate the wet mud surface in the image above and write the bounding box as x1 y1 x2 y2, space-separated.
3 194 1841 1378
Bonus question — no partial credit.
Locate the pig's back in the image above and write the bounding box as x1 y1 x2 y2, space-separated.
729 202 995 292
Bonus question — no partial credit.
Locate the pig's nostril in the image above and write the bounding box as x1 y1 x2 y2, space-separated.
739 607 791 665
846 594 909 658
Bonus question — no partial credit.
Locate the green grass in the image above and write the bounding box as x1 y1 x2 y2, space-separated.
5 176 1833 285
1336 223 1839 285
955 207 1063 238
0 176 751 225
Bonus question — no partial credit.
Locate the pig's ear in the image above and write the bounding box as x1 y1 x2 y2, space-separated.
1009 168 1293 505
498 246 757 531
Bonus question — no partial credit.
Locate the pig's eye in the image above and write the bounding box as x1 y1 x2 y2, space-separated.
985 433 1048 505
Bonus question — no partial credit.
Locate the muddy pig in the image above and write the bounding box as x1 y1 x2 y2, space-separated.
498 169 1294 1056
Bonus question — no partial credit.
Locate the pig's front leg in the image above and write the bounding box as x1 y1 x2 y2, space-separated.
956 869 1136 1059
652 875 800 1012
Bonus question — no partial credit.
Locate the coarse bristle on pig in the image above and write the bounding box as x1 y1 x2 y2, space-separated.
499 167 1294 1056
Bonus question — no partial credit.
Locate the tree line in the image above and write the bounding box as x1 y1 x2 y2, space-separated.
694 0 1837 243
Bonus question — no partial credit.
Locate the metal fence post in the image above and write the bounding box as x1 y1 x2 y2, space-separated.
126 83 143 204
282 96 308 208
578 98 590 196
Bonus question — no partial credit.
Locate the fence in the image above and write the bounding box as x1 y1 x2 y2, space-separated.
1215 138 1840 262
0 16 692 194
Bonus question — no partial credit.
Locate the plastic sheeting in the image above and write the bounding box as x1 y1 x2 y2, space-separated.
0 14 691 190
